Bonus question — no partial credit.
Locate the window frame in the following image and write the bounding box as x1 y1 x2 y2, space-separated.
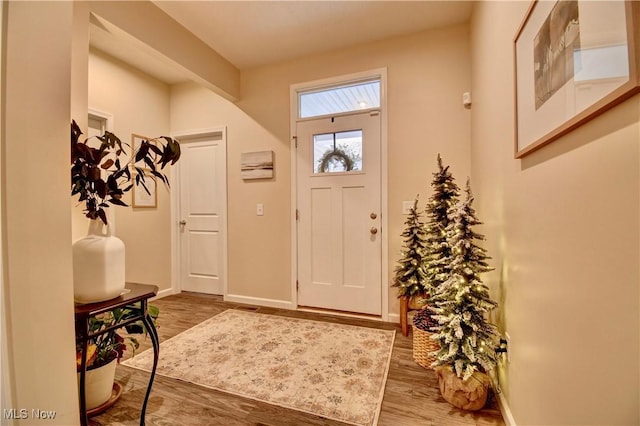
297 78 381 121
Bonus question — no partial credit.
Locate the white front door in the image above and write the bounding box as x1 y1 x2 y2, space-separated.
178 134 226 295
296 111 382 315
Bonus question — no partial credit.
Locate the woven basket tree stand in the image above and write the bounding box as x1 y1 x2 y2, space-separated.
411 308 439 369
399 294 425 336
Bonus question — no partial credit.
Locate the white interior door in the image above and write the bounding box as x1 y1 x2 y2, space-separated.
178 134 226 295
296 111 382 315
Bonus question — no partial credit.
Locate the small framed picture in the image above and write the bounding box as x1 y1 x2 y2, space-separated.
132 170 157 208
241 150 274 179
131 133 152 162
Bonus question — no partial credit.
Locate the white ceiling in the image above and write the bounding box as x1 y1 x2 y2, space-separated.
90 1 473 84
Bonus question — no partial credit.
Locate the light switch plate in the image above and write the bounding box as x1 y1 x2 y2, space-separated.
256 203 264 216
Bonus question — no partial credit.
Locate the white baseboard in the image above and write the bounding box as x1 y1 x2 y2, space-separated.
153 287 177 301
491 376 516 426
224 294 295 310
156 288 401 324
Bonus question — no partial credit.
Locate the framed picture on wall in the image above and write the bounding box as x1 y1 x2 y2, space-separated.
132 170 157 208
514 0 640 158
131 133 153 162
241 150 274 179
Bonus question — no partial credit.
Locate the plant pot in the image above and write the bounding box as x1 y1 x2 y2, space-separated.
434 365 490 411
407 294 426 310
73 219 125 304
409 294 425 309
78 359 117 410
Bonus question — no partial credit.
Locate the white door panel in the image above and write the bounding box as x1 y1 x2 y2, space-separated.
297 112 381 315
179 137 225 295
342 185 367 287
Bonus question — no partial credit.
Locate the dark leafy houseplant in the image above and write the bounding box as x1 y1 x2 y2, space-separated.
71 120 181 224
76 304 159 370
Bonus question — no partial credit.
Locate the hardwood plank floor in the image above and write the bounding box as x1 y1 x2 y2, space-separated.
92 292 505 426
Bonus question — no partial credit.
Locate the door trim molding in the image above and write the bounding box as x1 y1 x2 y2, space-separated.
88 108 114 132
289 68 389 321
170 127 228 298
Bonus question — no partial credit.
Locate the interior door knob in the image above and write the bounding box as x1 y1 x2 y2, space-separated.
370 227 378 235
370 212 377 219
179 220 187 225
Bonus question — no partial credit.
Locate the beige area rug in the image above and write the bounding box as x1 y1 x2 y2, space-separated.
123 309 395 426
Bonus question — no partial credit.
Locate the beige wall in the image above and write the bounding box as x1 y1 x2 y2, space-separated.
85 49 173 292
470 2 639 425
0 1 237 420
171 82 290 302
88 1 239 100
0 0 9 415
2 2 79 424
171 24 471 312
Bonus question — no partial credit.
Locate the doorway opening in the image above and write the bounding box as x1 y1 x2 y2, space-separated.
290 69 388 320
171 128 228 297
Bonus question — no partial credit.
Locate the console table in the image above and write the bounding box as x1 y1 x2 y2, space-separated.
75 283 160 426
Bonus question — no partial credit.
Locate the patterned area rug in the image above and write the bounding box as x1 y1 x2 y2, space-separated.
123 309 395 426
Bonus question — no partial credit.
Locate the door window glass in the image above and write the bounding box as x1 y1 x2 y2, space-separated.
313 130 362 174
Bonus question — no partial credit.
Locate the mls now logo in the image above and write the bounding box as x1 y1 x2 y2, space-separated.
3 408 56 420
3 409 28 420
31 409 57 419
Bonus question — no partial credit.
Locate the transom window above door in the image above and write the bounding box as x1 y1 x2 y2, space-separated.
299 80 380 119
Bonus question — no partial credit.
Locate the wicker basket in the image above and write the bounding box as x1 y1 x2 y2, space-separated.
412 326 439 369
411 308 440 369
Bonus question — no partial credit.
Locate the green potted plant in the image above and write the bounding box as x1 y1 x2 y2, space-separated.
391 196 428 335
423 154 460 301
70 120 181 303
76 304 159 410
410 155 459 364
429 179 499 411
392 196 428 299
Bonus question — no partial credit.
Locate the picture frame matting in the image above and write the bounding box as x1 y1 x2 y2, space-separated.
514 0 640 158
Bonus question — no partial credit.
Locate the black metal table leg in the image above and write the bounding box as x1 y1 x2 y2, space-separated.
75 284 159 426
139 303 160 426
78 318 89 426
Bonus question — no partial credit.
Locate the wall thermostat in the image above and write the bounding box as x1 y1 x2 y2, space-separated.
462 91 472 108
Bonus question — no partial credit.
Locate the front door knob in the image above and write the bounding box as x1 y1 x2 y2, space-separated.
179 220 187 225
370 227 378 235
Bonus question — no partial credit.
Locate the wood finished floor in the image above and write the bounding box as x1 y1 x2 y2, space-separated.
92 292 505 426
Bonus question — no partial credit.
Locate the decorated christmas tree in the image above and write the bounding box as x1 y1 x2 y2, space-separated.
392 196 428 297
429 179 499 380
423 154 460 298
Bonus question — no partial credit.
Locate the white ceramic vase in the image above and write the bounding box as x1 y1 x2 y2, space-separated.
78 358 117 410
73 219 125 304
